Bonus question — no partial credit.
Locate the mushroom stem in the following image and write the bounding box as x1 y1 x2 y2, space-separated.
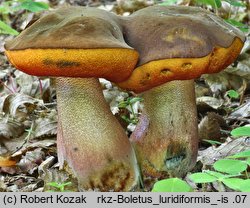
130 80 198 185
56 77 139 191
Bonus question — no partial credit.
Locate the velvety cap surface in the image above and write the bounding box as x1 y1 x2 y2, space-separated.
121 5 245 65
5 7 130 50
117 5 245 92
4 7 139 82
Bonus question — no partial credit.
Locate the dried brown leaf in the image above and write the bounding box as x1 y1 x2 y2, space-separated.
2 93 39 117
115 0 153 15
11 139 56 157
226 54 250 80
198 112 227 141
196 96 224 109
198 137 250 165
0 176 7 191
202 71 243 94
0 156 16 167
4 176 43 192
33 118 57 138
19 179 44 192
195 84 211 98
229 101 250 119
42 168 78 192
38 156 56 177
15 71 52 101
0 119 25 139
18 148 45 174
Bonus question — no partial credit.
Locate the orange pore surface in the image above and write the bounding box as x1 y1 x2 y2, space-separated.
5 48 139 82
117 38 244 93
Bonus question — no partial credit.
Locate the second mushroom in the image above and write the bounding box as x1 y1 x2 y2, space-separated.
117 5 245 186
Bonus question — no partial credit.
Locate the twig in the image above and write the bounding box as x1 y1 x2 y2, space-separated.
0 80 15 94
38 78 43 99
12 121 35 154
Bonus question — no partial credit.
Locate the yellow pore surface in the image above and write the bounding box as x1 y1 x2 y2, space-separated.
5 48 139 82
117 38 244 93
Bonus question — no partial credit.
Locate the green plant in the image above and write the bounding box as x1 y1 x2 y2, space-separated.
0 20 19 35
195 0 245 9
228 150 250 158
189 150 250 191
225 19 249 32
152 178 193 192
0 0 49 35
226 89 240 99
203 139 223 145
14 0 49 12
0 0 49 14
231 126 250 137
195 0 222 8
152 125 250 192
159 0 179 6
46 181 72 192
118 96 143 124
152 151 250 192
194 0 248 32
188 126 250 192
213 159 248 175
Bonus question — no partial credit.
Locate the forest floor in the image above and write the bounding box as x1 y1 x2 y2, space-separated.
0 0 249 192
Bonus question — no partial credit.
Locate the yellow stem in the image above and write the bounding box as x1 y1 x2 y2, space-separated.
56 77 139 191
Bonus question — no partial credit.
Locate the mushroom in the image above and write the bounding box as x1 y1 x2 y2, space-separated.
117 5 245 184
4 7 140 191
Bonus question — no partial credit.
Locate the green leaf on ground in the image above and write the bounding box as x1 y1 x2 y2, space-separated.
238 180 250 192
19 0 49 12
152 178 193 192
227 150 250 159
0 20 19 35
226 90 239 99
189 172 218 183
213 159 248 174
225 19 249 32
231 126 250 137
222 178 244 191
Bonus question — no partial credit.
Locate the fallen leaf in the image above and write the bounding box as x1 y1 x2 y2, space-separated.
196 96 224 109
18 148 45 174
202 72 243 94
33 118 57 138
0 119 25 139
11 139 56 157
229 102 250 118
198 112 227 141
2 93 40 117
198 137 250 165
0 156 16 167
15 71 52 101
226 55 250 80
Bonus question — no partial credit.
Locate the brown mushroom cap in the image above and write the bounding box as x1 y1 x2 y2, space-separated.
117 5 245 92
4 7 139 82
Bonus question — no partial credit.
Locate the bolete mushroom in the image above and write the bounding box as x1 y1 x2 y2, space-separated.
117 5 245 184
4 7 140 191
